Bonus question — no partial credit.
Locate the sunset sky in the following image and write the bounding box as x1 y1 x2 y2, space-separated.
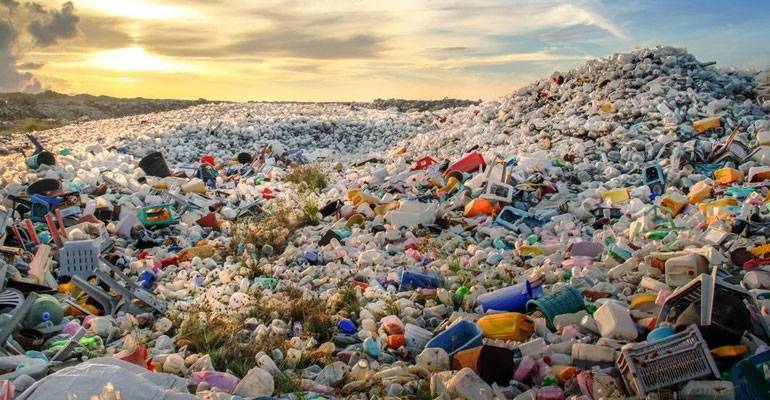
2 0 769 101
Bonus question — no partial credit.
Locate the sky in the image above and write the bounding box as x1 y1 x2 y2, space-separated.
1 0 769 101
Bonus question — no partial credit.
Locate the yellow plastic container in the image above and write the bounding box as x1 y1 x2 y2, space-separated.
476 312 534 342
688 181 712 204
714 167 744 185
693 117 721 133
660 192 688 216
750 243 770 257
437 176 460 195
600 102 614 113
601 188 630 204
698 198 739 216
629 294 658 313
711 345 748 358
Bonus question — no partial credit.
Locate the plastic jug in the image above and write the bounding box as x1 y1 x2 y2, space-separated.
693 117 721 133
688 181 713 204
478 280 534 312
660 192 688 216
714 167 743 185
571 343 615 365
451 346 481 372
593 301 638 340
752 146 770 166
476 312 534 342
600 188 630 204
665 253 708 287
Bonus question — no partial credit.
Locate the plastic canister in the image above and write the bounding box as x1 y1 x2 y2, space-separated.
660 192 688 216
593 301 638 340
476 312 534 342
664 253 708 287
478 280 534 313
714 167 743 185
600 188 630 204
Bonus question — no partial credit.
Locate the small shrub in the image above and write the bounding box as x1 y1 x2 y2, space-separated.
284 166 327 193
302 198 320 225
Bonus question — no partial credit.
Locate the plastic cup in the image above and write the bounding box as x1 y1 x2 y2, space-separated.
25 151 56 170
138 152 172 178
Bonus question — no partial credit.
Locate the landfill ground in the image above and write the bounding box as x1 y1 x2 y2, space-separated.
1 46 770 399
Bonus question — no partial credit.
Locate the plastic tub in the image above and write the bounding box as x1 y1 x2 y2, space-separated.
399 270 443 292
526 286 585 329
26 178 63 196
444 152 486 177
478 280 533 313
25 151 56 170
425 320 483 356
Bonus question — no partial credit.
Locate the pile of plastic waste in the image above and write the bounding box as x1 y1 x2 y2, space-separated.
2 46 770 400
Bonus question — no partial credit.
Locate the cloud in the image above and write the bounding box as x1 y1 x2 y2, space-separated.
229 31 385 59
17 60 42 69
0 0 80 92
26 1 80 46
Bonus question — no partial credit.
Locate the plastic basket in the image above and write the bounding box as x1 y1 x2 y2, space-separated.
730 350 770 400
525 286 584 329
617 325 719 397
57 239 100 280
425 320 483 356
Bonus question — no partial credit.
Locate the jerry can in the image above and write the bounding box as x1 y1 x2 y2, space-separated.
714 167 743 185
688 181 713 204
660 192 688 216
476 312 534 342
665 253 709 287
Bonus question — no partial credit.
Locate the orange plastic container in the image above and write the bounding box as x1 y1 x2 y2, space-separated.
464 198 495 218
476 312 534 342
660 192 688 216
451 346 481 372
553 365 580 383
688 181 712 204
387 334 406 349
714 167 744 185
693 117 721 133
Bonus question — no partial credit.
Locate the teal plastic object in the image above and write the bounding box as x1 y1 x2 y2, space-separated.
526 286 585 329
137 203 179 227
731 350 770 400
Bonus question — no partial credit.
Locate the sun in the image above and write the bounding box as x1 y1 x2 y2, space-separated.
86 47 192 73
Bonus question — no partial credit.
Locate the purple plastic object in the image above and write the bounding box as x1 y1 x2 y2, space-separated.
191 371 240 393
514 356 536 382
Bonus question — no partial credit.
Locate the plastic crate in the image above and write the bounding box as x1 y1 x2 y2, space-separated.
57 239 100 280
617 325 719 397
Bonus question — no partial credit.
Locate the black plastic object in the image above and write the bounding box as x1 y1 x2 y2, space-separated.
319 200 343 217
319 230 341 246
26 178 63 196
674 296 750 347
478 344 514 385
138 152 172 178
237 152 253 164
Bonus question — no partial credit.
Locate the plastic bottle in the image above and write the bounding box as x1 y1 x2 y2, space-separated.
536 386 564 400
190 371 240 393
665 253 708 287
380 315 405 335
571 343 615 365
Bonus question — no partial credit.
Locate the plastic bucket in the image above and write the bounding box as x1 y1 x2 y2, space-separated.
26 178 63 196
526 286 585 328
478 280 533 313
138 152 172 178
25 151 56 170
425 320 482 356
647 326 675 342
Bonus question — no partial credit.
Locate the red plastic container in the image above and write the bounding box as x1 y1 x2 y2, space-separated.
444 152 486 177
413 156 438 170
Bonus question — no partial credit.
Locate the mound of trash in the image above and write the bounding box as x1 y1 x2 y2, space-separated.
1 46 770 400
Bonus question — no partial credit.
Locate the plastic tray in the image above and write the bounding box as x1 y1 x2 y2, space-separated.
617 325 719 396
137 203 179 227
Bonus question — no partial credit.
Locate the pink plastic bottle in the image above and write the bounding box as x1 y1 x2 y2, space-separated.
536 386 564 400
380 315 405 335
191 371 240 394
0 380 14 400
514 356 536 382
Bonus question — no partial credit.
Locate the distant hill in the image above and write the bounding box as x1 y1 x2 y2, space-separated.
0 91 211 134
